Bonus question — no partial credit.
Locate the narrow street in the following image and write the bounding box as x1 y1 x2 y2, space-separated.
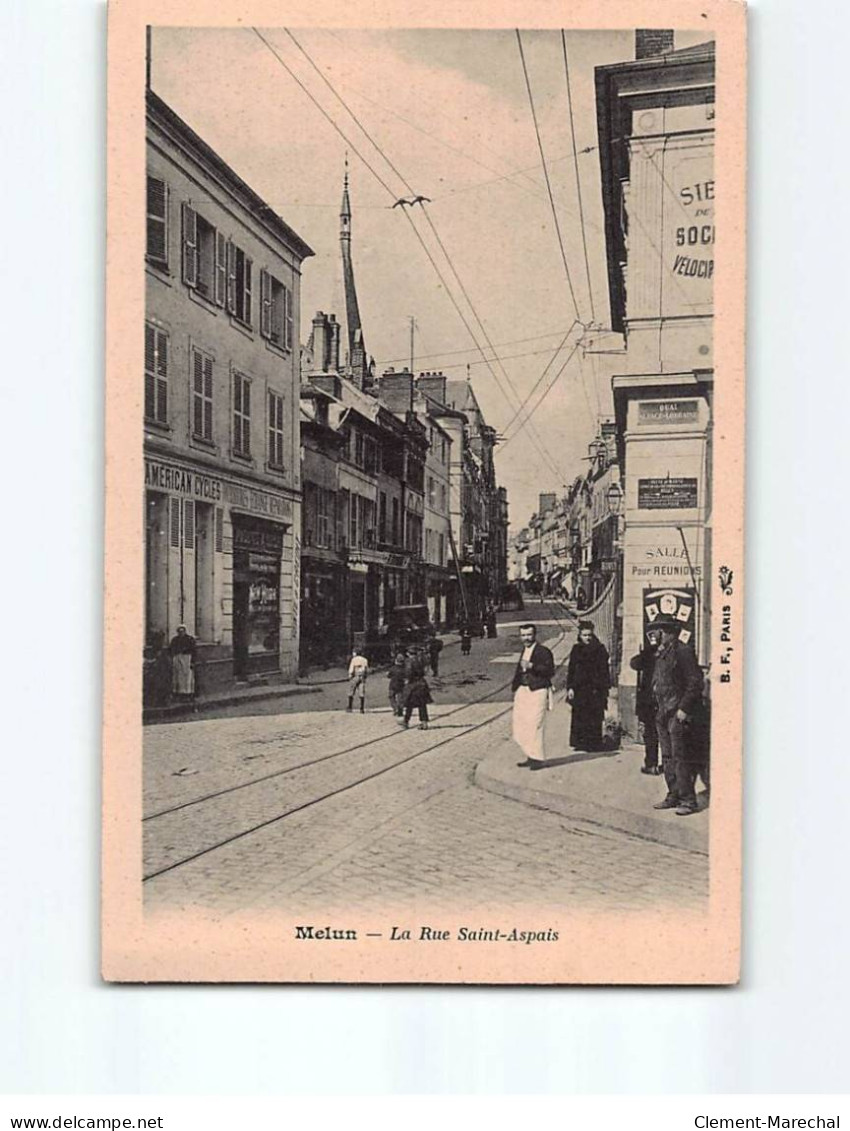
143 602 708 915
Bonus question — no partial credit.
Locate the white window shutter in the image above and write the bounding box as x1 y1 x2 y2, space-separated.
146 176 169 263
215 232 227 306
285 284 293 351
181 203 198 286
226 240 236 314
244 257 253 326
260 270 271 338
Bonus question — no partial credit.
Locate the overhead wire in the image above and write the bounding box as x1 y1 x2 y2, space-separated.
515 29 582 323
278 26 570 484
561 30 597 326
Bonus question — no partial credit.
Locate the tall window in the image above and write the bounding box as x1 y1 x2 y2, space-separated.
438 532 445 566
144 322 168 424
391 498 400 545
260 270 294 350
227 243 253 326
378 492 387 542
315 488 334 549
191 347 213 441
182 204 226 305
146 175 169 266
350 493 360 547
427 476 436 506
268 389 285 468
233 372 251 457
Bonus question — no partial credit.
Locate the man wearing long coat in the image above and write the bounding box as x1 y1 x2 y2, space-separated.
650 617 705 816
566 621 610 751
511 624 555 770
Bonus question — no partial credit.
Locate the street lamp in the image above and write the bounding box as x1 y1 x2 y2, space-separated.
606 481 624 516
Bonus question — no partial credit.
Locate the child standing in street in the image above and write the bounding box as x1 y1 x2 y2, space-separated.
347 647 369 713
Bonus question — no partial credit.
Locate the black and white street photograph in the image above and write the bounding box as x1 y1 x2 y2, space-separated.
117 13 741 982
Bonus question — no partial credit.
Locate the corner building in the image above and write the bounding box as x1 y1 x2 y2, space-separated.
144 91 313 692
596 36 715 731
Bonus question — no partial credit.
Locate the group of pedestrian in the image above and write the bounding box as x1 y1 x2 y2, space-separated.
630 618 707 817
511 619 611 768
346 635 445 729
508 617 708 820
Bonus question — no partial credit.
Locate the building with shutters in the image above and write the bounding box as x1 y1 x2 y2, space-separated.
144 90 313 696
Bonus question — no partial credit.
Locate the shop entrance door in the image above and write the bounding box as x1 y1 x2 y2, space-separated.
232 518 284 679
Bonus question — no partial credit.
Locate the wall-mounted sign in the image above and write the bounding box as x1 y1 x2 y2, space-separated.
638 476 698 510
638 400 700 426
662 149 714 318
145 457 293 522
643 586 697 647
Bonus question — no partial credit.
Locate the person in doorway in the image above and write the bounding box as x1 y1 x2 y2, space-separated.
565 621 610 752
650 618 705 816
427 635 443 677
402 668 432 730
169 625 196 704
387 653 407 717
511 623 555 770
347 647 369 713
630 626 663 775
460 623 473 657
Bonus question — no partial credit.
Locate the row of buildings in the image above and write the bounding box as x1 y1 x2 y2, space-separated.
511 32 715 733
144 89 507 696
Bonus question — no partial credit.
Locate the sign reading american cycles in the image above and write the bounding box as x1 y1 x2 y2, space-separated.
144 458 293 522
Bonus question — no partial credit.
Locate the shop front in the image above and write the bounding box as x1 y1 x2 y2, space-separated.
231 517 285 679
142 452 299 696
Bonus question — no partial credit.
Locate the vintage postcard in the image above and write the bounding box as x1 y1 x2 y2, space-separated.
103 0 746 983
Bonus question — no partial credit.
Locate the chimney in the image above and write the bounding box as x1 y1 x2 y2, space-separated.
635 29 674 59
328 313 341 373
379 368 414 415
416 371 448 406
311 312 329 372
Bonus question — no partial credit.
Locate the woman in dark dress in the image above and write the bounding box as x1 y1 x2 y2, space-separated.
565 620 610 751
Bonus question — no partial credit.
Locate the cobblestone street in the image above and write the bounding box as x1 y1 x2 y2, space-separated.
143 607 708 916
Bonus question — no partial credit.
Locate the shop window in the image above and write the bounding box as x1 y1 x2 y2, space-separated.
227 242 253 326
215 507 224 552
182 203 226 305
191 347 214 442
146 175 169 266
233 372 251 457
268 389 285 468
260 270 293 350
144 322 168 424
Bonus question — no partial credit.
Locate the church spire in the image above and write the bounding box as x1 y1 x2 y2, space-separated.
340 158 366 387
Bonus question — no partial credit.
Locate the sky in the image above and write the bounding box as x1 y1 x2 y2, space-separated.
152 27 712 530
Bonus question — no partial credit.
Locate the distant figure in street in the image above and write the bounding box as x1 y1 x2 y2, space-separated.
511 624 555 770
169 625 196 703
460 623 473 656
565 621 610 752
347 647 369 713
630 627 663 775
486 608 498 639
427 635 443 676
402 669 432 730
387 653 407 717
575 585 587 610
649 618 705 816
405 645 427 680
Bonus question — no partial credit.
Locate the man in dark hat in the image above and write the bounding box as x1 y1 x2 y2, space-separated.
630 625 663 775
650 617 705 816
